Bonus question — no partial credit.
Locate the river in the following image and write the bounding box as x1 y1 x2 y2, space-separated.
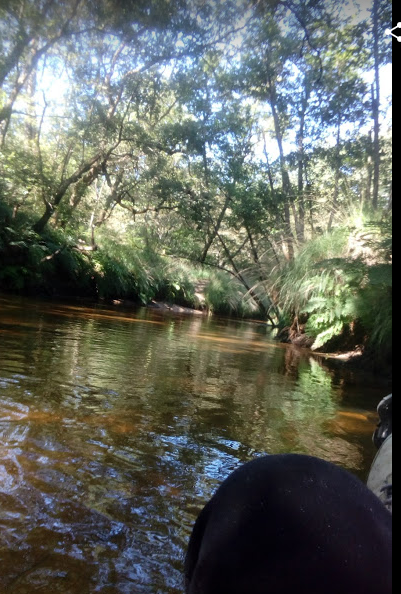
0 294 387 593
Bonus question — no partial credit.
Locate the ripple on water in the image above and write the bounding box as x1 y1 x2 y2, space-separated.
0 399 31 422
0 453 23 493
0 296 384 593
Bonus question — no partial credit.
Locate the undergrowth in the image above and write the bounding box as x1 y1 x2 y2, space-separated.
0 212 257 317
272 220 392 360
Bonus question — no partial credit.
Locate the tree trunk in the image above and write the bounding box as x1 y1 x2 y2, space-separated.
365 132 373 206
296 83 309 243
200 194 231 263
387 180 392 211
328 120 341 231
32 152 103 233
217 231 279 324
32 202 55 234
268 77 294 259
372 0 380 210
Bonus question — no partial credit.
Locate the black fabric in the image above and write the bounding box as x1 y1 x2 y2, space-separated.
185 454 392 594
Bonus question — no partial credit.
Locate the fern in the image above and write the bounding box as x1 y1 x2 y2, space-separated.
311 321 345 350
269 219 392 351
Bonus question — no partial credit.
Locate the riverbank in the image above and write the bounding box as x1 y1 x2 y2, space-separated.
141 299 392 384
0 218 258 319
0 211 392 383
0 206 392 379
0 289 392 384
120 298 208 316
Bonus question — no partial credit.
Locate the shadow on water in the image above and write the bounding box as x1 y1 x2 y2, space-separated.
0 294 385 593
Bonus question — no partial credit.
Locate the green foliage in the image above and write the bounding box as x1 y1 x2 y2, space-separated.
0 215 95 296
351 257 392 361
276 228 350 314
0 265 28 291
301 258 363 349
155 260 197 307
92 252 135 300
0 200 12 223
0 0 392 369
203 270 258 317
204 273 235 315
274 219 392 356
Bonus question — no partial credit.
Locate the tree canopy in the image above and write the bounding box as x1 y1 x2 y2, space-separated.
0 0 392 361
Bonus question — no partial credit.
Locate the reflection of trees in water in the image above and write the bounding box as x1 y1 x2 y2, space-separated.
174 346 366 472
0 298 382 593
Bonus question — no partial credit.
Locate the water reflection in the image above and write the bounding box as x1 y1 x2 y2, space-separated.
0 295 383 593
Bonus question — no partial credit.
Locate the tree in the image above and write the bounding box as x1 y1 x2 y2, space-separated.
369 0 392 210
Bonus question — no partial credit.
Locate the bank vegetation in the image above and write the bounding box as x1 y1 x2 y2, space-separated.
0 0 392 369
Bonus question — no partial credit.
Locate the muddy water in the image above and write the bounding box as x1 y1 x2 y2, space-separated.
0 295 385 593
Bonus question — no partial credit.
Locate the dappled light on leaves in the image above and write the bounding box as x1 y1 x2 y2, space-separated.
0 0 391 362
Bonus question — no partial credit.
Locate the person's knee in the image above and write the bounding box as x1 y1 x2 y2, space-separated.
185 454 392 594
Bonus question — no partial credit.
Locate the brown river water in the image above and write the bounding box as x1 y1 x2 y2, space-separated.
0 294 387 593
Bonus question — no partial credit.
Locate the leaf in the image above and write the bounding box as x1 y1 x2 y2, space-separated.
9 241 27 248
311 321 344 350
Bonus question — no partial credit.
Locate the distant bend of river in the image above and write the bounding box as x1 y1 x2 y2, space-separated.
0 294 386 593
